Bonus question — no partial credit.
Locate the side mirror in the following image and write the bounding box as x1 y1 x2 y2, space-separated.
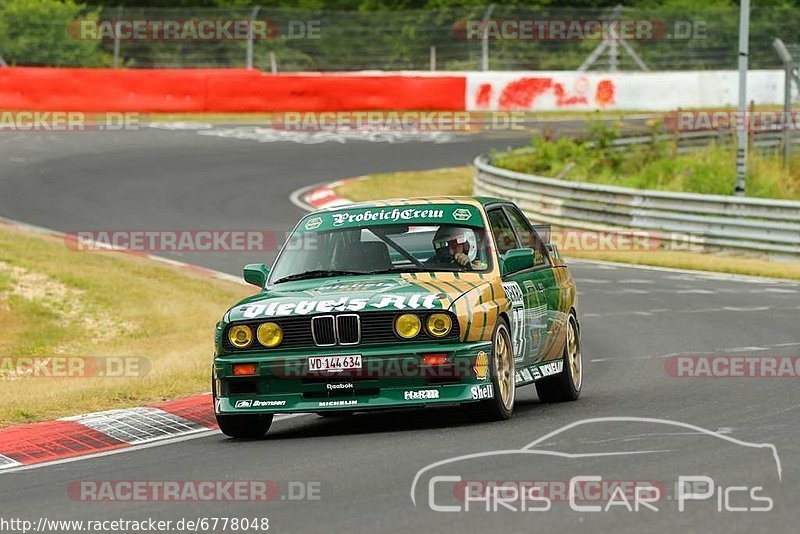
243 263 270 288
501 248 536 275
546 243 560 260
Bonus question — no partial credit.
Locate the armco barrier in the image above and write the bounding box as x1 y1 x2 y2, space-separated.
474 143 800 259
0 68 466 112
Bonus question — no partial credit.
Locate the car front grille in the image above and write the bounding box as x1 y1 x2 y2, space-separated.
311 315 337 346
337 314 361 345
222 311 459 352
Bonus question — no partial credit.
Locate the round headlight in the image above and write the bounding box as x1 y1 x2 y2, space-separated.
427 313 452 337
395 313 421 339
257 322 283 348
228 325 253 349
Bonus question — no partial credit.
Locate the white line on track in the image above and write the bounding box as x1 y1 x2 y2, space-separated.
567 258 800 285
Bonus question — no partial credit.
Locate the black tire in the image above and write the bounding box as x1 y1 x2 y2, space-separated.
216 413 273 439
536 314 582 403
212 373 274 438
466 318 515 421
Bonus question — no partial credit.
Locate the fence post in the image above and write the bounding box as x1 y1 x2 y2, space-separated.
430 45 436 71
270 51 277 73
112 5 122 68
734 0 750 196
773 38 794 168
246 6 261 70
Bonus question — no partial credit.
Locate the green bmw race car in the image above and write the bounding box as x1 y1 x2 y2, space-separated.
213 197 582 438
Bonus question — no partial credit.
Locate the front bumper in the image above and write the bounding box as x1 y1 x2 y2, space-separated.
213 341 493 415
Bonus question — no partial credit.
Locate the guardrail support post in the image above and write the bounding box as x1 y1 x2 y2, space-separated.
112 5 122 69
246 6 261 70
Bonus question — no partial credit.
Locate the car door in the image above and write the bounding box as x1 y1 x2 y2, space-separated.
487 204 570 386
486 206 551 376
501 204 566 366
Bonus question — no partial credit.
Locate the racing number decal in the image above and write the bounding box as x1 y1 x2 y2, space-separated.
502 282 526 362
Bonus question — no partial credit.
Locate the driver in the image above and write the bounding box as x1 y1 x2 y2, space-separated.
427 226 484 270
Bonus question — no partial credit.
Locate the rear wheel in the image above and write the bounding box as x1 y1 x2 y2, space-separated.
466 319 515 421
536 314 582 403
216 413 273 439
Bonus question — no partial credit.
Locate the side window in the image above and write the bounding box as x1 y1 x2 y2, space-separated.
505 206 548 267
487 209 519 255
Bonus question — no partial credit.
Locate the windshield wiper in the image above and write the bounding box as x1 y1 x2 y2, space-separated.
272 269 367 284
366 266 427 274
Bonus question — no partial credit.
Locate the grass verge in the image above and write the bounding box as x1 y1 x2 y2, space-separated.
0 224 251 427
334 167 473 202
334 168 800 281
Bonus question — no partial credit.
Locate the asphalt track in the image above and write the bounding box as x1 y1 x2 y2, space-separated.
1 123 799 533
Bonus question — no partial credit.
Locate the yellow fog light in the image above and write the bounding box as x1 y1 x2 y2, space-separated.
427 313 452 338
257 322 283 348
395 313 421 339
228 325 253 349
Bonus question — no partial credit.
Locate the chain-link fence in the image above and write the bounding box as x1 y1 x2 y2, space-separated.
0 4 798 71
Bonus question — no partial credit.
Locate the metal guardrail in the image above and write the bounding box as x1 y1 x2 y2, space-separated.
473 134 800 259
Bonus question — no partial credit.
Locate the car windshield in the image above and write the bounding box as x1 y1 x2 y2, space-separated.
270 223 491 284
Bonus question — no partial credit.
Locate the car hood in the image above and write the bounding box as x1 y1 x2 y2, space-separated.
226 273 488 322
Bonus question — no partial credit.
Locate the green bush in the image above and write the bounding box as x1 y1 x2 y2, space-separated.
0 0 108 67
493 122 800 201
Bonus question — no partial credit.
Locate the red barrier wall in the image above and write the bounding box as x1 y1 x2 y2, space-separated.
0 68 466 112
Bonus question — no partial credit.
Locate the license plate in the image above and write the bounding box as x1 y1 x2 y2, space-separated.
308 355 362 373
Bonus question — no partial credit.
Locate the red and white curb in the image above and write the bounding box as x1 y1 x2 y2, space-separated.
0 394 214 471
0 217 254 471
289 178 359 212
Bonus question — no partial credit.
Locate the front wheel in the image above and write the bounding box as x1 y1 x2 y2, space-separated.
466 319 515 421
536 314 582 403
216 413 273 439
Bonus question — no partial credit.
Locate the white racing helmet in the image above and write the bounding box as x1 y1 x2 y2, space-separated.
433 226 478 262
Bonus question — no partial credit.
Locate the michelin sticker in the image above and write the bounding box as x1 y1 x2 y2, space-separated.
515 360 564 384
